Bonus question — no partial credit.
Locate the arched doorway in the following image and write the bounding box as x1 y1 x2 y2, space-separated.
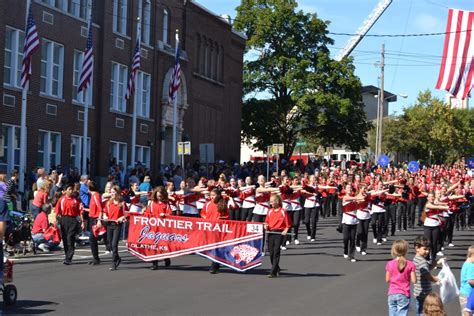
160 68 188 165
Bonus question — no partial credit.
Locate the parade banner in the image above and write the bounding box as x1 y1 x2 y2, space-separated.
127 215 264 265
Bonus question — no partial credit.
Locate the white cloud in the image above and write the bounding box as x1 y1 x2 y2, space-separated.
414 13 442 32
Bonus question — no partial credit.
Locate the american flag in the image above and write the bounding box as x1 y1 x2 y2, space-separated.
168 37 181 103
78 14 94 93
435 9 474 100
21 2 40 88
125 27 141 100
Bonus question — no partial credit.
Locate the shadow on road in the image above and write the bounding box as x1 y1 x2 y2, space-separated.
2 300 59 314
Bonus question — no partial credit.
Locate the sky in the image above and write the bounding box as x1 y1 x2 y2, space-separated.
197 0 474 115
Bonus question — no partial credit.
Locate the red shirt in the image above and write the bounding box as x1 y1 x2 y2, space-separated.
265 207 291 231
55 195 82 217
33 190 49 208
145 201 172 217
88 192 103 219
105 200 128 221
201 200 229 220
31 212 48 234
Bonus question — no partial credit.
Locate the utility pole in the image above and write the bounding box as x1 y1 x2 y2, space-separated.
376 43 385 158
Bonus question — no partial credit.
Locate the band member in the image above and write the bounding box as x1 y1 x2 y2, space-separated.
0 196 10 288
368 182 388 245
202 188 229 274
355 186 371 256
253 175 278 222
264 194 291 278
423 192 448 262
302 175 321 242
145 186 172 270
87 181 103 265
55 183 83 265
226 178 242 220
240 177 256 222
104 186 128 271
342 184 361 262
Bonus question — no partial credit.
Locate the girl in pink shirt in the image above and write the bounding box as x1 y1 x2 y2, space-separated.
385 240 416 316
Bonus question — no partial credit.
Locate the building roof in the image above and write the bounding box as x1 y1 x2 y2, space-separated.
361 85 397 102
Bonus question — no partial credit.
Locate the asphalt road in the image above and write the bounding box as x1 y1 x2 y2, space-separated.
1 217 472 316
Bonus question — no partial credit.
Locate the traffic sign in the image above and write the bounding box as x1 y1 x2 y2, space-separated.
272 143 284 154
296 142 306 147
178 142 191 156
378 154 390 167
467 157 474 169
408 161 420 173
177 142 184 155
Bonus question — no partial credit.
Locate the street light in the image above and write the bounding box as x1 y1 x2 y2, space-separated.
373 92 407 158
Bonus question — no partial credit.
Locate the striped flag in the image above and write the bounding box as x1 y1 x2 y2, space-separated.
78 11 94 93
125 25 141 100
435 9 474 100
168 37 181 103
21 2 40 88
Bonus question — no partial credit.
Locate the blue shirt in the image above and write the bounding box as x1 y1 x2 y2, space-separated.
466 289 474 312
79 183 90 208
460 262 474 297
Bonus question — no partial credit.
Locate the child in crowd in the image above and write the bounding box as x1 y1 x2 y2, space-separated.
413 236 440 316
460 246 474 313
385 240 416 316
422 292 447 316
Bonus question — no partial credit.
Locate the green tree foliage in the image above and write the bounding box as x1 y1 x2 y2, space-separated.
234 0 371 159
373 90 474 163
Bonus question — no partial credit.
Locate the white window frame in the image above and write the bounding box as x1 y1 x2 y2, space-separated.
113 0 128 35
69 0 87 19
40 39 64 98
4 27 24 88
70 135 91 170
0 124 20 174
38 130 61 172
110 62 128 112
163 9 169 44
72 50 93 105
134 71 150 118
135 145 150 168
110 141 128 168
141 0 151 45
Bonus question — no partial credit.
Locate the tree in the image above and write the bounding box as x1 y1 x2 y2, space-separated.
235 0 370 159
374 90 474 163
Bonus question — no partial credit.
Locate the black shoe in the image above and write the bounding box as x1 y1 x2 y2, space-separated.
150 265 158 271
267 274 277 278
109 265 117 271
63 260 71 265
116 258 122 268
164 259 171 267
209 269 217 274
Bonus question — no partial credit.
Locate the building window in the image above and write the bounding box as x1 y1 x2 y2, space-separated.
113 0 128 35
72 50 93 104
219 45 224 82
110 62 128 112
135 145 150 168
4 27 24 88
134 71 150 118
141 0 151 45
69 0 87 19
195 34 201 73
70 135 91 170
211 43 217 80
0 124 20 173
37 130 61 172
40 39 64 98
162 9 169 44
110 141 127 168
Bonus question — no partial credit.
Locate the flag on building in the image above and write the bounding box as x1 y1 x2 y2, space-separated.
21 2 40 88
125 24 141 100
168 37 181 103
435 9 474 100
78 11 94 93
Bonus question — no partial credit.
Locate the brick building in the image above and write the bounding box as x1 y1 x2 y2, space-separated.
0 0 245 182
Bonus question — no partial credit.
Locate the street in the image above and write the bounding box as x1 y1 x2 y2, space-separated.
1 217 470 315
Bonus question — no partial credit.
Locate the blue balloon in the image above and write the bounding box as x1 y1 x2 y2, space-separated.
378 154 390 167
467 158 474 169
408 161 420 173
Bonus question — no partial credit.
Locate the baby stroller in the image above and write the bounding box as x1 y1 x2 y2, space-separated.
5 211 33 256
1 258 17 305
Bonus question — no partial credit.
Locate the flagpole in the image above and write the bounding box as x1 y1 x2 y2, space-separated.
130 13 141 169
19 0 31 194
171 30 179 166
81 0 92 176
